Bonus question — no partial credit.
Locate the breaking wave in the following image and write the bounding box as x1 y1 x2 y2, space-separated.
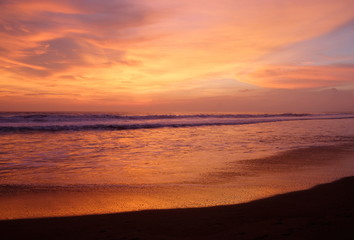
0 112 353 132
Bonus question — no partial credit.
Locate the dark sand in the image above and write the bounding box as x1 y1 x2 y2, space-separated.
1 177 354 239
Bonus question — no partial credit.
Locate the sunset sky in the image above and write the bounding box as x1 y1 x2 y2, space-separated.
1 0 354 112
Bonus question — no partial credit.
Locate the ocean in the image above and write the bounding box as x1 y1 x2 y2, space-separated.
1 112 354 219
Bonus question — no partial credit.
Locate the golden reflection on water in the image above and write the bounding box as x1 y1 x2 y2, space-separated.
1 119 354 219
1 145 354 220
0 184 294 220
2 125 273 185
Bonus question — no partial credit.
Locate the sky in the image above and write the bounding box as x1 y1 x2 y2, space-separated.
1 0 354 113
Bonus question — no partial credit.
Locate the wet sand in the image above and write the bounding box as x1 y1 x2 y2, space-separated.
1 176 353 240
2 143 354 220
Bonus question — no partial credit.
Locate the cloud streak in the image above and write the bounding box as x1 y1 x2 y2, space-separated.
242 64 354 89
1 0 354 112
0 0 157 76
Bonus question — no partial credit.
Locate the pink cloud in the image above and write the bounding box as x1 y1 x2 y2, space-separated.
1 0 354 112
0 0 160 76
242 65 354 89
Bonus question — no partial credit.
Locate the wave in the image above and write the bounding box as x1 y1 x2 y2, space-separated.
0 112 354 132
0 112 311 123
0 121 271 132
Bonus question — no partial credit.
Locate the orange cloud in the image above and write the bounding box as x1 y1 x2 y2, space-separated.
0 0 158 75
1 0 354 111
241 65 354 89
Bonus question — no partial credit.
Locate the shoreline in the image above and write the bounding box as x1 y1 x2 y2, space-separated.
1 176 354 239
1 142 354 220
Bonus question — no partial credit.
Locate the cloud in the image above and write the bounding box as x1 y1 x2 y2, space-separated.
1 0 354 111
239 15 354 89
241 64 354 89
0 0 158 76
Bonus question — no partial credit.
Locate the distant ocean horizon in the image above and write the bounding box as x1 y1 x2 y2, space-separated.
1 111 354 219
1 111 354 132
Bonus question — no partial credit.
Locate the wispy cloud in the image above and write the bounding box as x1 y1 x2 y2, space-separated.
241 64 354 89
0 0 158 76
1 0 354 111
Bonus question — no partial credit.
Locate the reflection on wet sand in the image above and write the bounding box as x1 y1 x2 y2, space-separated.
1 143 354 220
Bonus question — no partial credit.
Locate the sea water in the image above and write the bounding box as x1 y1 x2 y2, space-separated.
1 112 354 219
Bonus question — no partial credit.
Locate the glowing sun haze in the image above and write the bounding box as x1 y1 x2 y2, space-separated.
1 0 354 112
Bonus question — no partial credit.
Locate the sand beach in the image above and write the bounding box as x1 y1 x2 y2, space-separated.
1 176 354 240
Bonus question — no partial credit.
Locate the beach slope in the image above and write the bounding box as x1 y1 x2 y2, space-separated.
1 177 354 240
